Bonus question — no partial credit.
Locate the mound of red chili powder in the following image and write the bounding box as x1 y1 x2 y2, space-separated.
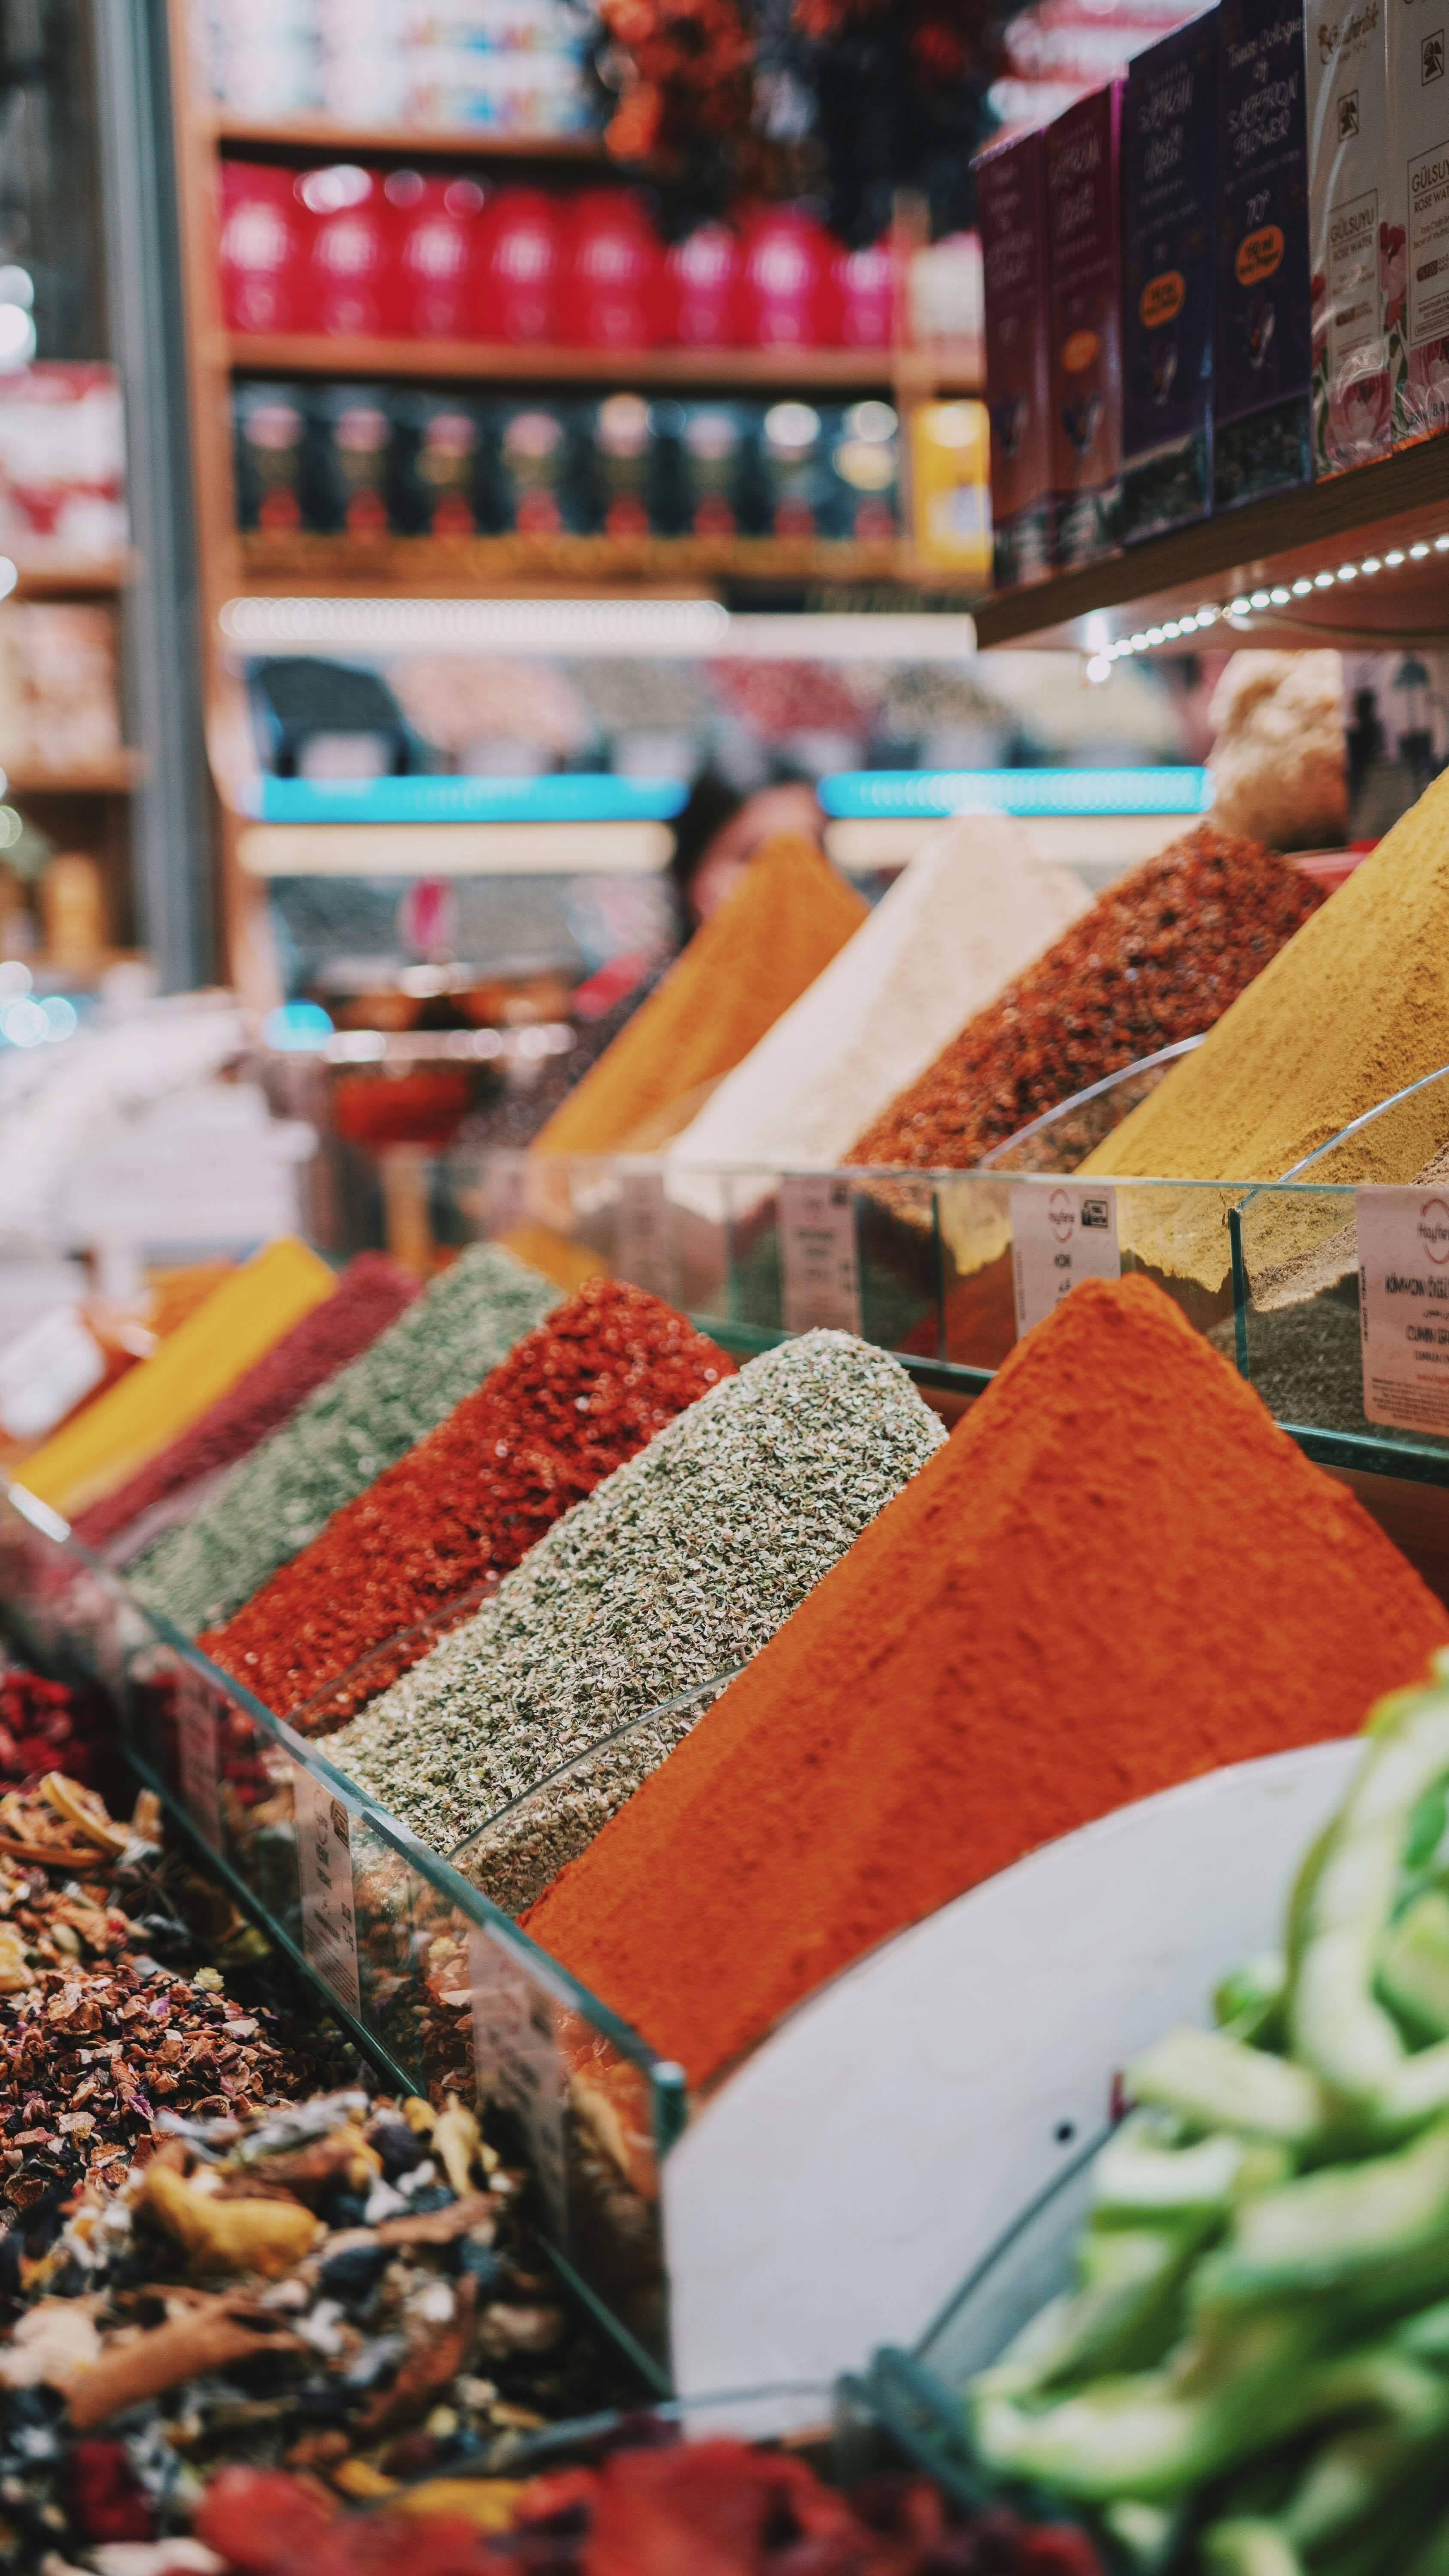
846 826 1323 1172
202 1278 734 1731
73 1254 418 1557
525 1276 1449 2093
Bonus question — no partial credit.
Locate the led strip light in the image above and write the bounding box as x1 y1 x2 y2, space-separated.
1093 532 1449 672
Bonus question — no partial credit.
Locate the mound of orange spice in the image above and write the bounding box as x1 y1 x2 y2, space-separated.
202 1280 733 1730
525 1276 1449 2092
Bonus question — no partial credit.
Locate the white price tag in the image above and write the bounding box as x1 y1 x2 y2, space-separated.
176 1673 223 1854
484 1152 529 1240
1357 1186 1449 1433
778 1174 863 1337
293 1765 362 2020
468 1924 567 2232
1011 1182 1120 1339
0 1305 106 1440
615 1167 677 1301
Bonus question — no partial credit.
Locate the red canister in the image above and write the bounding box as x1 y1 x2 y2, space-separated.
219 161 303 334
478 188 562 343
386 172 486 339
297 164 392 338
833 234 895 348
741 205 833 347
559 190 664 349
666 222 742 347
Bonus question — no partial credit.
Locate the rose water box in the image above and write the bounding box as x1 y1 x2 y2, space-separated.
1307 0 1391 471
1044 82 1124 565
1213 1 1313 505
1389 0 1449 445
975 128 1054 587
1120 9 1220 543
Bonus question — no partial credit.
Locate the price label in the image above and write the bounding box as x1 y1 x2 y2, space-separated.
616 1167 678 1302
779 1174 863 1337
0 1305 106 1441
1358 1186 1449 1433
293 1765 362 2020
1011 1182 1120 1339
484 1152 529 1241
469 1924 567 2233
176 1671 223 1855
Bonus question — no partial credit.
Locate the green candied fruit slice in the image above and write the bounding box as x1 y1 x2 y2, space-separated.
1125 2026 1333 2147
1092 2111 1291 2221
1379 1891 1449 2042
1197 2117 1449 2305
1200 2523 1303 2576
1292 1680 1449 2117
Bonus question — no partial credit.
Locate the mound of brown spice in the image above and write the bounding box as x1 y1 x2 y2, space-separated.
845 826 1323 1173
202 1279 735 1731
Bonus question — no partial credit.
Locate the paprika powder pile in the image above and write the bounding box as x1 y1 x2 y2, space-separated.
525 1275 1449 2093
531 833 868 1157
845 827 1322 1175
73 1254 418 1558
202 1280 734 1730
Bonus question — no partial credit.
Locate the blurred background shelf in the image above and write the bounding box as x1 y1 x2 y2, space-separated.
3 553 138 598
2 751 146 793
231 530 983 596
210 113 609 160
223 331 984 393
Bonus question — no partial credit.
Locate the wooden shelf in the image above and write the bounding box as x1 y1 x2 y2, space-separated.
223 330 982 395
2 552 137 598
974 438 1449 653
3 751 146 794
232 529 969 597
210 112 609 161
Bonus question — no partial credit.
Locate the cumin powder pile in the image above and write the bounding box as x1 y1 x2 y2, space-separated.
526 1276 1449 2092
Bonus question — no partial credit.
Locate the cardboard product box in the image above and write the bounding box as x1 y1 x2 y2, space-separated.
233 382 309 534
1214 1 1313 505
1045 82 1124 566
672 404 753 539
1120 9 1220 542
1389 0 1449 445
975 128 1054 587
492 399 589 534
910 400 993 580
305 385 397 537
1307 0 1391 471
391 394 488 537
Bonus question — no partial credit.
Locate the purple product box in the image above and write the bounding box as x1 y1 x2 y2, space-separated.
1121 9 1220 542
976 128 1054 588
1045 82 1124 567
1214 0 1312 507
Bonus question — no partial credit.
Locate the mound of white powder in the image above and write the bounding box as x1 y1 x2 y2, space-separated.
665 815 1089 1193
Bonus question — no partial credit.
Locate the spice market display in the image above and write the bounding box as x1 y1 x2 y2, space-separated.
201 1280 735 1728
844 827 1325 1177
665 814 1090 1191
522 1277 1449 2091
15 1238 338 1523
130 1245 560 1638
72 1254 419 1562
324 1327 946 1853
529 833 869 1159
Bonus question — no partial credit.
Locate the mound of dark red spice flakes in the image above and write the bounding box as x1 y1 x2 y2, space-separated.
847 826 1324 1173
202 1279 734 1734
0 1651 110 1794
